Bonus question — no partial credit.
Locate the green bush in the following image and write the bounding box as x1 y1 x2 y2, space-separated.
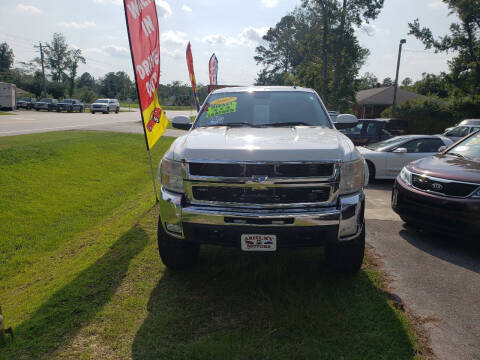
381 97 480 134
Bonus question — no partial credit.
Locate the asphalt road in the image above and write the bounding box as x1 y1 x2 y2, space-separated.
0 108 192 137
1 110 479 359
366 181 480 360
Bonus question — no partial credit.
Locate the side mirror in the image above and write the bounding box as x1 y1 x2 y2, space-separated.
393 147 407 154
333 114 358 130
172 115 192 131
438 145 447 152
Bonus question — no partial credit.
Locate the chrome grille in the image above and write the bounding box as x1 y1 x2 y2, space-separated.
188 162 335 178
185 161 339 208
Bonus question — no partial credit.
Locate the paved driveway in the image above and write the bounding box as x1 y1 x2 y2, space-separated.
365 181 480 360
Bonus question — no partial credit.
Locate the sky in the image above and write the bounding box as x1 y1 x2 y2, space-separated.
0 0 457 86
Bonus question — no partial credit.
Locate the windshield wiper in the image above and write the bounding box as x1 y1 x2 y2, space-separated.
448 152 466 159
225 122 266 128
447 152 472 160
269 122 311 127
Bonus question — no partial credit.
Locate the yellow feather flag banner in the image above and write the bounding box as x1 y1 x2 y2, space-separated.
124 0 168 150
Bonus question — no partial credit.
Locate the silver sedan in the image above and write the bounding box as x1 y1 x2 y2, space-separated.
358 135 453 180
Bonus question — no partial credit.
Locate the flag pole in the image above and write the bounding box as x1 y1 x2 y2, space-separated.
123 3 159 203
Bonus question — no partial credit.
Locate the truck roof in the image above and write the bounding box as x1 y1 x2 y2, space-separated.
211 86 316 94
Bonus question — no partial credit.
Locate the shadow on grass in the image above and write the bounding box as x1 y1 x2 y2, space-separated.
3 224 149 359
132 246 416 360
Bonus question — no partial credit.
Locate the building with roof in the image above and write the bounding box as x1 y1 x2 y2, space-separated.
354 86 426 119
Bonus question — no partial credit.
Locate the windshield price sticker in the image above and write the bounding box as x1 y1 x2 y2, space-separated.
206 97 237 118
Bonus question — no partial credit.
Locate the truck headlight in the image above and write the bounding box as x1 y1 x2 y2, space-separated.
159 158 184 193
339 159 365 195
399 167 412 186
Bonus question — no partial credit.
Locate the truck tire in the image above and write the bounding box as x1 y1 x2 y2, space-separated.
325 225 365 273
115 107 119 114
366 160 375 182
157 217 199 270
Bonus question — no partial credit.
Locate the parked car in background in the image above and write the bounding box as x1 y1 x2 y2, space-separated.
358 135 453 180
16 97 35 110
392 130 480 236
458 119 480 127
56 99 84 113
33 98 58 111
340 119 393 145
90 99 120 114
443 124 480 142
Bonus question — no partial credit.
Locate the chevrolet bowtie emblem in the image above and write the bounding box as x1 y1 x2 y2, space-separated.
247 175 274 188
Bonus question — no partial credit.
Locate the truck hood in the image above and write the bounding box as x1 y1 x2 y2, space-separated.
169 126 357 162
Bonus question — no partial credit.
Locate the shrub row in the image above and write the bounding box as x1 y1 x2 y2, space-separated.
381 97 480 134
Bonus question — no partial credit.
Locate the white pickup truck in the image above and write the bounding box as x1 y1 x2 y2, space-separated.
158 86 367 273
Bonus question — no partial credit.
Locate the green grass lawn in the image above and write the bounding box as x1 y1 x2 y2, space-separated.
0 112 14 115
0 131 424 359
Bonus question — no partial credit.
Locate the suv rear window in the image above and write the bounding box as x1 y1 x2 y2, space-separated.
195 91 330 128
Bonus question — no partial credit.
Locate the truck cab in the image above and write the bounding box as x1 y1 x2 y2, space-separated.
158 86 367 273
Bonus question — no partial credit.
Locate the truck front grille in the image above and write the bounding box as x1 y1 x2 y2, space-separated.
192 186 331 204
189 162 334 178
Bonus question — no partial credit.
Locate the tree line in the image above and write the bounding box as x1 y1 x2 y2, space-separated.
0 33 207 106
255 0 479 111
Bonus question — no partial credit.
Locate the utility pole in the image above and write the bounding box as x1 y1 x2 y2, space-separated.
34 42 47 97
392 39 406 117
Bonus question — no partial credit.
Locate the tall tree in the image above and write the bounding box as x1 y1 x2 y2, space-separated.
77 72 96 89
382 77 393 87
329 0 384 99
66 49 86 97
408 0 480 97
401 77 413 87
43 33 70 82
254 1 382 110
0 42 14 73
254 14 304 85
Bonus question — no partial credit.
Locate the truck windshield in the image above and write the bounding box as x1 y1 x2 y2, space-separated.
96 99 108 103
194 91 331 128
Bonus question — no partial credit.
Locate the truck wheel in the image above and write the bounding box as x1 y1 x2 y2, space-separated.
157 217 199 270
91 111 95 114
325 225 365 273
115 107 119 114
35 108 39 111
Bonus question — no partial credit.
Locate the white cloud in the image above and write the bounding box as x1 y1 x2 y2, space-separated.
93 0 122 4
92 0 172 17
182 4 192 12
58 21 96 29
161 30 188 46
103 45 130 58
239 26 268 45
86 45 130 58
16 3 43 14
428 0 447 9
261 0 279 8
161 47 183 59
155 0 172 18
202 26 268 47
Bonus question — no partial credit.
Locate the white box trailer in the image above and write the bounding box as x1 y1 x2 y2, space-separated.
0 82 16 111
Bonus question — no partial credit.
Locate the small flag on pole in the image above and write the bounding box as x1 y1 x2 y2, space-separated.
209 53 218 85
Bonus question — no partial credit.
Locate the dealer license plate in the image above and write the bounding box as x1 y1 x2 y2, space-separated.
241 234 277 251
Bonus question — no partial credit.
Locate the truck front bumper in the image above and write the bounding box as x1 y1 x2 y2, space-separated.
159 188 365 246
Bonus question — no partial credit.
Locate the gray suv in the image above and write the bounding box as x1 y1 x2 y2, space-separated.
90 99 120 114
